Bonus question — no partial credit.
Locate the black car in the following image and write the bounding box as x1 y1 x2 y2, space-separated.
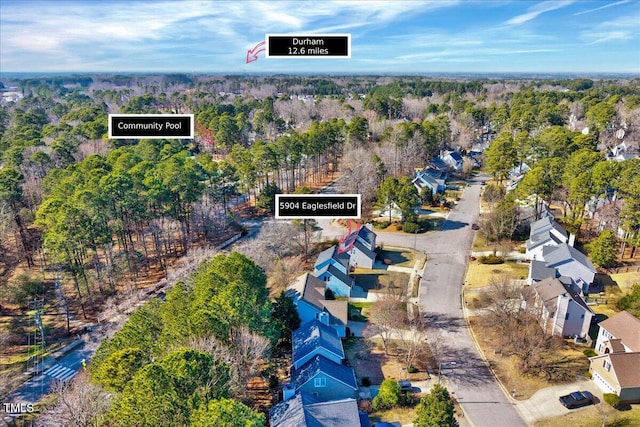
559 391 594 409
471 223 480 230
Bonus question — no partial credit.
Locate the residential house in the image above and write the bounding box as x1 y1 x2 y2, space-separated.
594 311 640 354
525 216 573 261
290 355 358 402
589 352 640 403
589 311 640 403
313 245 354 297
508 162 531 181
287 273 348 337
440 150 464 171
270 392 369 427
292 319 345 370
542 244 596 291
379 201 404 221
521 277 593 338
340 224 377 269
412 168 446 195
527 243 596 293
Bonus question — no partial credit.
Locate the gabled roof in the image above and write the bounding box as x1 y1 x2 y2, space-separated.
529 260 557 282
293 319 344 366
543 243 595 272
292 355 358 391
526 230 564 250
599 311 640 352
357 225 376 246
591 352 640 388
314 264 353 288
530 216 568 240
353 239 376 261
315 245 350 270
270 393 363 427
525 277 592 317
286 274 348 326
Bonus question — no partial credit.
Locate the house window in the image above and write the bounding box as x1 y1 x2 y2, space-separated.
603 360 611 372
565 313 570 320
581 314 585 319
314 377 326 388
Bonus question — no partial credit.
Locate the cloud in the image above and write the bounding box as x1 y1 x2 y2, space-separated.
505 0 574 25
573 0 630 16
582 14 640 44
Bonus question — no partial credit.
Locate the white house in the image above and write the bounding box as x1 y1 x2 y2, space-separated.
340 224 377 269
594 311 640 355
521 277 593 338
525 216 573 260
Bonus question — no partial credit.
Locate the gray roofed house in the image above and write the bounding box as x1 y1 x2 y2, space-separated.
521 277 593 338
292 319 345 369
269 393 368 427
543 243 596 286
525 216 572 260
286 273 348 337
291 355 358 402
343 225 377 269
527 260 558 284
314 263 354 298
314 245 350 272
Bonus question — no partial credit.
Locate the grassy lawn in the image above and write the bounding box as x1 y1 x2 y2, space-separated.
534 403 640 427
354 268 410 294
610 271 640 292
369 406 417 426
466 316 590 400
377 248 416 267
349 302 373 321
465 261 529 288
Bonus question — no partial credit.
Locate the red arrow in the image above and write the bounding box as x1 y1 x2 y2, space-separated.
246 41 266 64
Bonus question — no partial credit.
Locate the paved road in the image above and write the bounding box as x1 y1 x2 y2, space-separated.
315 175 527 426
417 176 526 427
3 343 93 424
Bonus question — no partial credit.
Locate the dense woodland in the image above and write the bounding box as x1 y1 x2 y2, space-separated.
1 74 640 424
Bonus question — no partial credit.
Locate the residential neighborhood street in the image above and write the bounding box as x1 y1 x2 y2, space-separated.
416 177 527 427
315 175 527 426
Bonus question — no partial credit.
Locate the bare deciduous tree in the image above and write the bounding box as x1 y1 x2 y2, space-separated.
364 295 405 355
37 372 111 427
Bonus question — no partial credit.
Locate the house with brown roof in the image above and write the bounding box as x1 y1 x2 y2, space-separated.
521 277 593 338
589 352 640 403
594 310 640 354
589 311 640 403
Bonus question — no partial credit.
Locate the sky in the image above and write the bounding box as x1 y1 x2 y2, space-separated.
1 0 639 74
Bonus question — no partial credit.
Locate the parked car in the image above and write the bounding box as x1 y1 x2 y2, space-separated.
471 223 480 230
559 391 594 409
398 380 412 393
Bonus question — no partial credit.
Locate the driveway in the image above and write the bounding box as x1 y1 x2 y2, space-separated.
515 379 603 425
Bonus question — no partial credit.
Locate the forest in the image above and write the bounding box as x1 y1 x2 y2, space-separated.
1 74 640 425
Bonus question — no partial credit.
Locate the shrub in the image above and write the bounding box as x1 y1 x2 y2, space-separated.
402 222 420 234
583 348 597 357
394 223 403 231
372 379 401 410
374 221 390 230
584 371 592 379
604 393 621 408
407 365 418 374
519 246 526 254
324 288 335 300
478 255 505 264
